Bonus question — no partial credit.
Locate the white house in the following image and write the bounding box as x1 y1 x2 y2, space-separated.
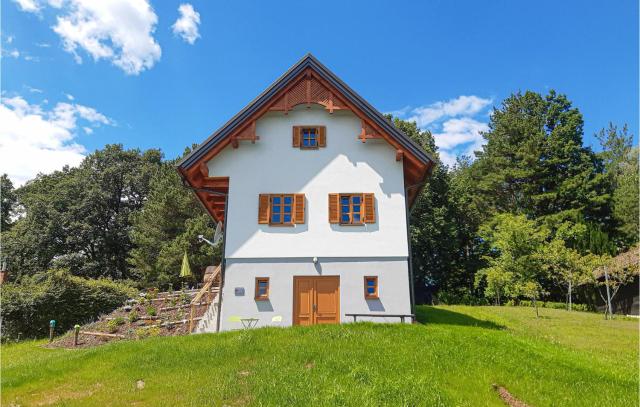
178 54 434 332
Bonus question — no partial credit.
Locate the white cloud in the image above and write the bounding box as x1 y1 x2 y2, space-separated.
6 35 15 44
172 3 201 44
8 49 20 58
407 95 492 128
432 118 489 166
35 42 51 47
12 0 161 74
64 93 74 100
83 126 93 134
51 0 161 74
393 95 493 167
12 0 41 13
26 86 43 93
0 95 114 185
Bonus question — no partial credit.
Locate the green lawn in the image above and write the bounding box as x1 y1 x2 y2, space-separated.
2 306 637 406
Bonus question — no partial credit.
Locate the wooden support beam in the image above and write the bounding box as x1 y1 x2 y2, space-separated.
396 150 404 162
199 162 209 178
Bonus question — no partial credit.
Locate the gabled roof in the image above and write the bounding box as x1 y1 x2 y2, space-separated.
177 54 435 222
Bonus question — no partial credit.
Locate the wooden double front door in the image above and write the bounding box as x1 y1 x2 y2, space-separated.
293 276 340 326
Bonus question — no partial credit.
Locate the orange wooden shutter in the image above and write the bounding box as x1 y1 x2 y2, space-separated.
328 194 339 223
293 194 305 224
363 193 376 223
258 194 270 224
318 126 326 147
292 126 301 147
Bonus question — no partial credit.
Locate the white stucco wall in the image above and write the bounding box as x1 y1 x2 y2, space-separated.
219 258 412 331
207 105 409 259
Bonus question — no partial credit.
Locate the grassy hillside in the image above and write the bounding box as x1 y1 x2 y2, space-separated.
2 306 637 406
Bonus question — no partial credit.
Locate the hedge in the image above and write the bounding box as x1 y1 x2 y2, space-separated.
506 300 594 312
1 269 137 340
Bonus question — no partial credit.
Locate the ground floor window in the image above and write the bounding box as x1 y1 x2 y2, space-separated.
255 277 270 300
364 276 378 299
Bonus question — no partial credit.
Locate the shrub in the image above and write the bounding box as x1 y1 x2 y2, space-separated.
106 319 119 333
436 290 489 306
145 306 157 316
128 310 139 323
135 326 161 339
513 300 593 312
1 269 137 340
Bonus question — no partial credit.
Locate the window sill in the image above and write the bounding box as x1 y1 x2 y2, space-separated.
255 297 269 301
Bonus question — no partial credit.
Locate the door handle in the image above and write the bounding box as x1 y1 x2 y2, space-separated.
312 304 317 312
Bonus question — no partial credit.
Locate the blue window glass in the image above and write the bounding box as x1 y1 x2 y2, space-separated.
303 139 309 147
284 214 291 223
341 214 350 222
284 196 292 204
284 205 291 213
272 196 281 204
367 287 375 294
353 205 360 213
271 214 280 223
353 214 360 222
352 196 361 204
272 205 280 213
341 196 349 205
367 279 375 286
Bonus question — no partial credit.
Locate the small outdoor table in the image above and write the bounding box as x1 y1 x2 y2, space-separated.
240 318 259 329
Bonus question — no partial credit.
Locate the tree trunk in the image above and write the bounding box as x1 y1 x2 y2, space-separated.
533 296 539 318
568 280 572 312
604 266 613 319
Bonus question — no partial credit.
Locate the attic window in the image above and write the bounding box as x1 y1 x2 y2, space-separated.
293 126 326 149
302 128 318 148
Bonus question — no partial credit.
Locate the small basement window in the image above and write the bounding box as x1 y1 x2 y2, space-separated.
364 276 378 299
255 277 269 300
270 194 293 225
340 194 364 225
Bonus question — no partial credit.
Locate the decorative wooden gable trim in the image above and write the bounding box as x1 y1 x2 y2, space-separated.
358 119 384 143
178 55 436 221
269 72 350 114
231 121 259 148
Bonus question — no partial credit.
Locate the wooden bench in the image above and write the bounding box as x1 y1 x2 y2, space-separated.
345 313 416 323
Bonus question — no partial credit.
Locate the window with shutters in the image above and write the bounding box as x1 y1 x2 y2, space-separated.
364 276 378 299
328 193 375 225
293 126 326 149
340 194 364 225
258 194 305 226
270 194 293 225
255 277 269 300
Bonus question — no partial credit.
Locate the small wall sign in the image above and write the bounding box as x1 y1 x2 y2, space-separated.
234 287 245 296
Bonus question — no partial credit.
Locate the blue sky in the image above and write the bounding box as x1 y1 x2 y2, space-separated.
2 0 638 184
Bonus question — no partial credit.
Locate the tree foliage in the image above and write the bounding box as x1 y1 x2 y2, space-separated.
1 174 17 232
2 145 162 280
128 155 218 288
